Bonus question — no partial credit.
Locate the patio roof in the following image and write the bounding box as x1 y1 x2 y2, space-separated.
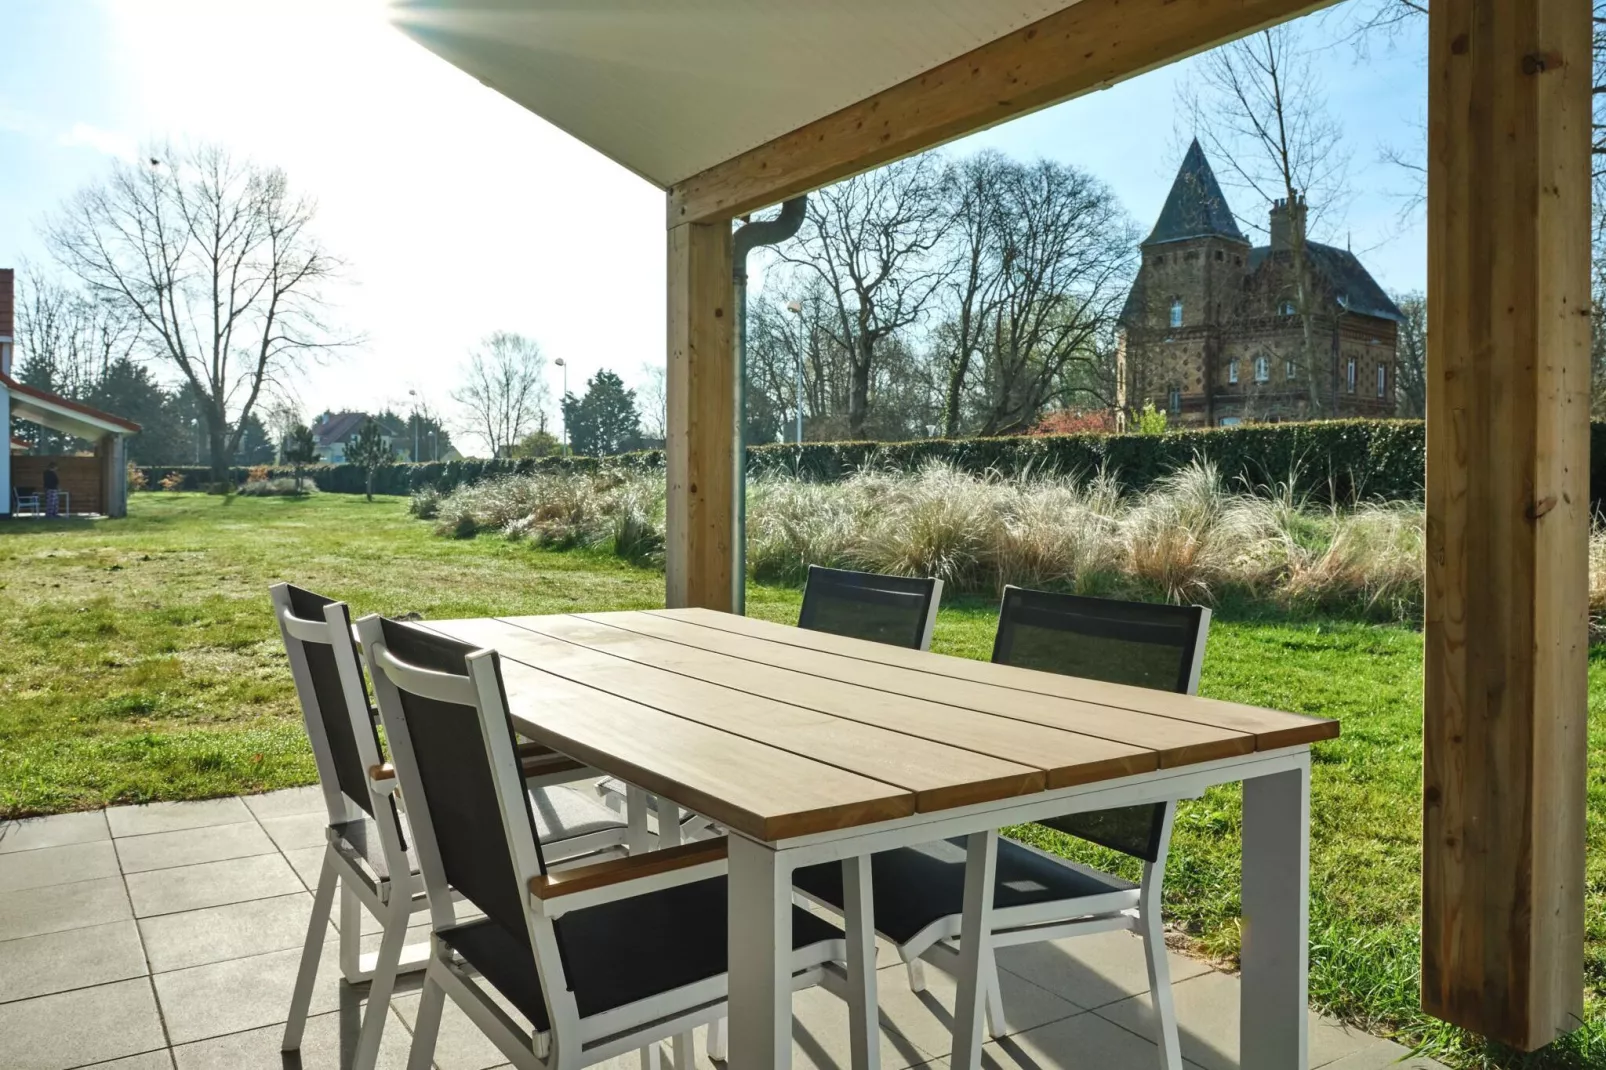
3 372 141 441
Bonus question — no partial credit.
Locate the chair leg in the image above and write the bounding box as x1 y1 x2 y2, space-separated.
282 847 339 1051
671 1032 693 1067
639 1042 662 1069
1140 912 1183 1070
708 1016 728 1061
406 965 447 1070
350 899 410 1070
340 871 364 981
984 951 1007 1040
905 957 927 993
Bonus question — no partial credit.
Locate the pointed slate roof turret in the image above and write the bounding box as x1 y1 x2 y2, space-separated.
1144 139 1248 247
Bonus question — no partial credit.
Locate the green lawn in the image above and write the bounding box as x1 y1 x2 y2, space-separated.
0 492 1601 1067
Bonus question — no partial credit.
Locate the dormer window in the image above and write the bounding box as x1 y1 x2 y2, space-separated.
1169 300 1183 328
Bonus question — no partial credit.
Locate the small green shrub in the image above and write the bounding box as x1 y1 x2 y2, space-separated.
237 478 317 497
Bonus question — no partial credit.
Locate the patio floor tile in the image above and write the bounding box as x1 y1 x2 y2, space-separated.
79 1052 176 1069
152 941 352 1044
241 785 325 821
283 844 326 892
391 987 526 1070
138 891 314 973
1093 968 1375 1070
0 976 166 1070
995 929 1214 1011
0 838 120 892
0 918 148 1003
107 797 253 838
0 809 110 854
869 947 1083 1055
971 1007 1208 1070
1318 1043 1449 1069
115 821 276 875
125 852 303 917
0 874 132 941
257 810 332 852
171 1004 415 1069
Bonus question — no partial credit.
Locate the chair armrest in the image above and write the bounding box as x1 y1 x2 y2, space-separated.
529 838 728 904
366 762 401 795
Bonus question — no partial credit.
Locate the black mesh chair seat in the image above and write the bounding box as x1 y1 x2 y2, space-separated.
792 838 1136 947
438 876 844 1032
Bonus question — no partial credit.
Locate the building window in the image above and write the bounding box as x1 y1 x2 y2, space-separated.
1346 357 1357 393
1285 359 1296 381
1215 250 1224 262
1219 416 1242 427
1168 387 1182 414
1377 363 1388 398
1253 355 1269 383
1228 360 1239 385
1169 300 1183 328
1186 251 1199 262
1279 300 1297 316
1155 255 1165 265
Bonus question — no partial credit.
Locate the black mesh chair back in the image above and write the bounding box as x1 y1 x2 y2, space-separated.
798 565 941 651
991 586 1209 863
375 618 546 944
281 584 380 819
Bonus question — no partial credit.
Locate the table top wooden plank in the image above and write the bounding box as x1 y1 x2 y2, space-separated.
648 607 1340 751
581 611 1255 768
515 614 1156 789
435 616 1043 813
422 621 915 842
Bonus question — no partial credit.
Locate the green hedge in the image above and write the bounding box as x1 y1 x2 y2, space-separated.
130 419 1606 511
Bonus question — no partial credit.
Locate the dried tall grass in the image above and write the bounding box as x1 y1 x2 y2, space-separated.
420 461 1606 624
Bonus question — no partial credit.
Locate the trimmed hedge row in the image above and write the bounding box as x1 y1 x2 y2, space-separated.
131 419 1606 510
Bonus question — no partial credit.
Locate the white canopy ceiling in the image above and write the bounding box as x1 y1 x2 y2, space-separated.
391 0 1081 190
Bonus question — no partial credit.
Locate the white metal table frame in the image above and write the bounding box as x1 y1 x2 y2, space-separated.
723 745 1311 1070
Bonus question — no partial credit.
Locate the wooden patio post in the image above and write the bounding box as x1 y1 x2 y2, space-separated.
1423 0 1591 1049
665 219 736 610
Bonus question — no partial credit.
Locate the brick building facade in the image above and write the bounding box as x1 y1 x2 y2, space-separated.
1117 141 1401 427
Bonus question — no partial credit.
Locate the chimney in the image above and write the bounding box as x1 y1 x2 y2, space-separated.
1269 195 1307 252
0 268 13 377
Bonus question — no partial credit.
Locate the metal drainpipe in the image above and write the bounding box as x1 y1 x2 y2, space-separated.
730 195 807 614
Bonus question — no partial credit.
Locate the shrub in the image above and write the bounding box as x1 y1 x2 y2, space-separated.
237 477 317 497
158 471 186 491
409 487 443 519
126 464 148 492
246 465 271 484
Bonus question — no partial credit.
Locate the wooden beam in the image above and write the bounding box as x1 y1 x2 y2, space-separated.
668 0 1330 225
1423 0 1591 1049
665 219 736 610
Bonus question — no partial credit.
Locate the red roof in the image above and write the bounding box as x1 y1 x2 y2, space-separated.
1 372 142 433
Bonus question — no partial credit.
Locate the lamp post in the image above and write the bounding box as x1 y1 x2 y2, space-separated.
190 418 199 465
554 357 569 457
407 389 419 462
428 430 437 462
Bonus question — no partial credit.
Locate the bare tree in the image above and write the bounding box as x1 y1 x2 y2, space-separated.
452 331 551 457
1184 25 1352 415
934 153 1010 437
45 142 347 481
1392 290 1427 418
637 361 667 441
778 154 952 437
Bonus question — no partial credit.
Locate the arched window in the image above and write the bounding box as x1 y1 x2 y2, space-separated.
1253 355 1270 383
1169 299 1184 328
1228 360 1240 385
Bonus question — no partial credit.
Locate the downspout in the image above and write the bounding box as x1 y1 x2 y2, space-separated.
730 195 807 614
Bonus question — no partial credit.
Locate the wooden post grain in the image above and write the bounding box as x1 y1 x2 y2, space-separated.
1423 0 1591 1048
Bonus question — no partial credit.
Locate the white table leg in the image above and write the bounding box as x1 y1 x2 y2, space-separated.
1241 761 1310 1070
728 835 792 1070
949 829 998 1070
625 785 651 854
843 855 881 1070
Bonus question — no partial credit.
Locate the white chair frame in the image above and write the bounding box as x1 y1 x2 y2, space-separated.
12 487 40 516
359 617 847 1070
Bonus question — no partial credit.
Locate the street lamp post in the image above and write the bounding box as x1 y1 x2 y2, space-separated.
428 430 437 462
554 358 569 457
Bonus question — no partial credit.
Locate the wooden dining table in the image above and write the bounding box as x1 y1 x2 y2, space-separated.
425 607 1339 1070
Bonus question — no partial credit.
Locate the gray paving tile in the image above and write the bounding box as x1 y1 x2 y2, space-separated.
241 785 325 821
284 844 326 892
996 928 1213 1010
171 1004 414 1069
0 838 120 892
257 810 329 852
0 976 166 1070
0 919 148 1003
115 821 276 875
1318 1042 1450 1069
125 852 303 918
0 875 132 940
153 941 354 1044
107 797 252 838
79 1053 175 1070
970 1007 1209 1069
1094 968 1374 1070
391 985 529 1070
0 809 110 854
139 891 314 973
865 949 1082 1056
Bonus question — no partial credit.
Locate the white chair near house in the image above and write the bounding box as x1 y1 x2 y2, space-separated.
12 487 40 516
358 613 850 1070
271 584 630 1070
792 586 1211 1070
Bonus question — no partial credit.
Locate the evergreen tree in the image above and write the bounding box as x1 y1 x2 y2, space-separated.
232 413 276 465
281 424 319 492
84 358 187 464
347 418 394 501
561 370 641 456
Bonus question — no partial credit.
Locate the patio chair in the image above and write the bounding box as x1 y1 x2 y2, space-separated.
12 486 40 516
357 614 848 1070
797 564 943 651
792 586 1209 1070
271 584 630 1070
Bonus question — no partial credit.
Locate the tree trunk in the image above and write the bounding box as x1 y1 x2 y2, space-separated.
207 418 230 485
849 336 872 437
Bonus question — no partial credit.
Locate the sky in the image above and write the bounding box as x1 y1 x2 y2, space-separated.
0 0 1427 454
